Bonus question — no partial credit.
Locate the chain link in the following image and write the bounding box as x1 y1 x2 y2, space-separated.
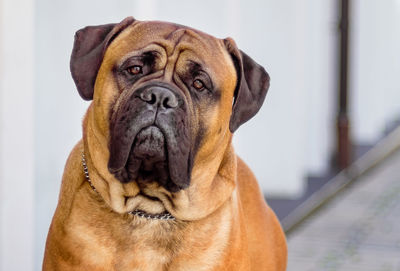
81 152 175 221
129 210 175 220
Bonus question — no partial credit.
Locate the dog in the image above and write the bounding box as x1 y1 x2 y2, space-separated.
43 17 287 270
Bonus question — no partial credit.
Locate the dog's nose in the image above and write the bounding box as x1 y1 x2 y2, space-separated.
139 87 178 109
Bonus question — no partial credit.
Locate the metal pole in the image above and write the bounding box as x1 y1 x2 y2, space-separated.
337 0 352 169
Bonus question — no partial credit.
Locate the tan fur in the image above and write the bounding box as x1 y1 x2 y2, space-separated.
43 20 287 270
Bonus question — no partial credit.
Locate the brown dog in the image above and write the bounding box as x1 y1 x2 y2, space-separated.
43 17 287 270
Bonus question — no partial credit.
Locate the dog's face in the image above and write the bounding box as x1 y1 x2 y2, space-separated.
71 17 269 220
103 21 239 193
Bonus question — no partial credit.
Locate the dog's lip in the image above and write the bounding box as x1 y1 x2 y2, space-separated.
108 109 156 173
131 125 166 159
108 123 163 173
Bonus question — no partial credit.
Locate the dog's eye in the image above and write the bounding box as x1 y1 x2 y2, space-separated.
193 79 205 91
127 65 142 75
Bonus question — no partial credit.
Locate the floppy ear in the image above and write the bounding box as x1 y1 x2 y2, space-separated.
224 38 270 133
70 17 135 100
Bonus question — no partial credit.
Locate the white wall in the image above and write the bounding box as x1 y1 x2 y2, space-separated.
351 0 400 143
0 0 35 270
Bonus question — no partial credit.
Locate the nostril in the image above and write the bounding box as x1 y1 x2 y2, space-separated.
163 97 170 109
149 93 157 105
162 94 178 109
140 87 178 108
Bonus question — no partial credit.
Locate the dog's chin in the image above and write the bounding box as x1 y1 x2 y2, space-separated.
124 126 171 186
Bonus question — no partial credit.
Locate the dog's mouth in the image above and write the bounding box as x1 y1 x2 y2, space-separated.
108 83 193 192
132 126 166 163
125 125 170 187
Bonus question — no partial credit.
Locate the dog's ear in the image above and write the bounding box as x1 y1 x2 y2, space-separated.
70 17 135 100
224 38 270 133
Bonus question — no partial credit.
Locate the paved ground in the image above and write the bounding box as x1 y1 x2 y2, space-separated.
287 149 400 271
268 144 373 222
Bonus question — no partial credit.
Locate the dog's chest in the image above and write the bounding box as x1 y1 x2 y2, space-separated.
63 194 180 270
66 220 176 270
65 212 232 271
60 186 236 270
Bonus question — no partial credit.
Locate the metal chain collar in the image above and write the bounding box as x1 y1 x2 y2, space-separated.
81 152 175 221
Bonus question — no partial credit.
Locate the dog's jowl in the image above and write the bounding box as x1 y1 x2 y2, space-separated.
43 17 287 271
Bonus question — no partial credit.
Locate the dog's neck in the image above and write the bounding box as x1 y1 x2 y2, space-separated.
81 151 176 221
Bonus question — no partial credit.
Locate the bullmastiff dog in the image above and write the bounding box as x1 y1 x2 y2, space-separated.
43 17 287 270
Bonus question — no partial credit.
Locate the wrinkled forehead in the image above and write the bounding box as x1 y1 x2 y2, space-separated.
105 20 235 80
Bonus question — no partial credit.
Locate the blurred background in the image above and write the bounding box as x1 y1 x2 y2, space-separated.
1 0 399 270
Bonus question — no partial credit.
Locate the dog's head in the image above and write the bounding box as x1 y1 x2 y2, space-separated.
72 17 269 220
